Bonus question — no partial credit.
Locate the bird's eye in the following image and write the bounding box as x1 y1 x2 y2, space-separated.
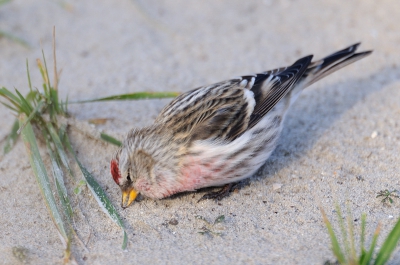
127 172 131 181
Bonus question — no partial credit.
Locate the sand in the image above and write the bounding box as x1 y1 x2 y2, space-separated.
0 0 399 264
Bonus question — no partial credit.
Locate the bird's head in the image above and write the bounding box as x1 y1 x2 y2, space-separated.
111 126 185 207
111 146 155 208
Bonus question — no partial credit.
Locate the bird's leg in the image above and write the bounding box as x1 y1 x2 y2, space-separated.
198 182 239 202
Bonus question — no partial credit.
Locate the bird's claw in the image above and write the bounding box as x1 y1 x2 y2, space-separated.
197 183 239 202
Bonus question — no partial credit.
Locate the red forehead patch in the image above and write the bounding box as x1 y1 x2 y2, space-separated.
111 159 121 184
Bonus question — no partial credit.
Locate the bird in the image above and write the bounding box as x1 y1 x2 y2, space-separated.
111 43 372 208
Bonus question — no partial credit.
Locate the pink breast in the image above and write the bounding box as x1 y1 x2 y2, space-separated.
179 156 216 190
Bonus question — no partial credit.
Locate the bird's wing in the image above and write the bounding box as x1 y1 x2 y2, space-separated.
155 55 312 142
155 43 371 143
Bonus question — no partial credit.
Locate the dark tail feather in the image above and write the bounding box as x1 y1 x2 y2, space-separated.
302 43 372 87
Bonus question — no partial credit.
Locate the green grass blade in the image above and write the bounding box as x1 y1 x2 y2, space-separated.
321 208 346 264
64 135 128 249
17 100 45 134
364 224 380 265
50 87 60 115
335 204 350 260
36 59 49 97
359 214 368 265
1 101 20 113
0 0 12 6
77 157 128 248
214 215 225 225
19 114 68 244
361 214 367 251
45 123 72 176
0 87 23 110
25 90 39 104
0 31 30 48
26 59 33 91
346 204 357 262
41 50 52 91
65 95 69 113
58 123 67 143
3 119 20 154
46 140 73 222
100 133 122 147
74 91 180 103
374 218 400 265
14 89 33 114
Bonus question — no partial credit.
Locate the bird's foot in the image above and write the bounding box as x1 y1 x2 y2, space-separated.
198 183 239 202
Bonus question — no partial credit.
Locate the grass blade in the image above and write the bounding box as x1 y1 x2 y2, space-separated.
17 100 45 134
3 119 19 154
36 58 49 97
0 87 23 110
335 204 350 260
74 91 180 103
214 215 225 225
46 123 73 177
374 218 400 265
346 205 357 262
100 133 122 147
50 87 60 114
321 208 346 264
26 59 33 91
364 224 381 265
25 90 39 104
19 114 68 245
0 0 12 6
1 101 20 112
0 31 30 48
52 27 59 92
14 89 33 115
41 50 52 91
65 135 128 249
359 214 368 265
46 140 73 222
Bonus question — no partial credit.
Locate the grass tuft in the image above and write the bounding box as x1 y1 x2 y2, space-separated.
0 30 159 258
1 29 179 259
321 204 400 265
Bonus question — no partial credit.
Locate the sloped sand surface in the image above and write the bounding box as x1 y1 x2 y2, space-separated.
0 1 399 264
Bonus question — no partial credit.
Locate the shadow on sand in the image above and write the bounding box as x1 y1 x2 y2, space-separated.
257 65 400 182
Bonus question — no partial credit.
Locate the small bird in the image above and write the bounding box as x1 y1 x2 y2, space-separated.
111 43 371 208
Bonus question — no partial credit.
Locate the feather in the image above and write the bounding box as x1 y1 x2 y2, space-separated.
155 43 371 143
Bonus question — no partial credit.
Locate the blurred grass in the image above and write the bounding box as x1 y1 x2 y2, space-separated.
0 0 11 5
3 119 19 153
75 91 179 103
0 0 30 48
321 204 400 265
100 133 122 147
0 30 30 48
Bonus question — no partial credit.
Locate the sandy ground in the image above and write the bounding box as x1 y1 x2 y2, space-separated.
0 0 400 264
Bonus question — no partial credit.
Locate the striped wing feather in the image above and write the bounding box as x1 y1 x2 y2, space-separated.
155 43 371 143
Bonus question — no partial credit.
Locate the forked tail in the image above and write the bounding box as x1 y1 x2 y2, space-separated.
301 43 372 88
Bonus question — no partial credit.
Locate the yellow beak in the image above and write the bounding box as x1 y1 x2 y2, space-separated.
121 187 138 208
